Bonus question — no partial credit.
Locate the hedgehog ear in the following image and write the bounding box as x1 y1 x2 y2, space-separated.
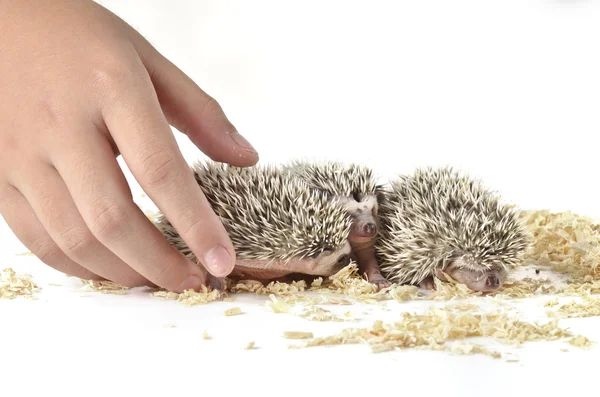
375 189 387 205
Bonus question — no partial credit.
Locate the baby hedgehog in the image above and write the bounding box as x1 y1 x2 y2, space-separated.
283 160 392 290
376 166 530 293
154 161 354 291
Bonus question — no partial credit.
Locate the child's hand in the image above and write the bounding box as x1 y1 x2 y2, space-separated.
0 0 259 292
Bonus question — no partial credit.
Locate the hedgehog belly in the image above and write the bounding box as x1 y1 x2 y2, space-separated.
229 266 291 280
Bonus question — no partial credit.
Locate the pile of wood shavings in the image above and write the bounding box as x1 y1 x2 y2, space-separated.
229 279 308 296
292 305 593 356
520 210 600 282
153 287 221 306
546 295 600 319
80 280 130 295
0 268 40 299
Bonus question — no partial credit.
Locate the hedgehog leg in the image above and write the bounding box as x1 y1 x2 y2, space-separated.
350 242 391 291
418 276 436 291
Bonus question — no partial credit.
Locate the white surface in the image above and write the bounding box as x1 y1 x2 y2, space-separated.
2 0 600 395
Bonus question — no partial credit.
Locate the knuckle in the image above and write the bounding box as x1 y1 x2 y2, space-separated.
89 57 137 100
152 260 179 286
92 58 134 88
200 96 224 119
58 226 96 258
87 197 130 240
139 146 182 190
182 216 205 236
34 98 66 131
29 236 63 265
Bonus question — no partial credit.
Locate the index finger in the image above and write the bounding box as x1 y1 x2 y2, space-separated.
99 59 236 280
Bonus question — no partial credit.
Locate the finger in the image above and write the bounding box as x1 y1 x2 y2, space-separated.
0 184 100 281
11 163 150 288
50 124 210 292
98 58 237 280
123 23 259 167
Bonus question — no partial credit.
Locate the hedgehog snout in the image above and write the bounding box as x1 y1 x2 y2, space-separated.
485 275 500 288
363 222 376 235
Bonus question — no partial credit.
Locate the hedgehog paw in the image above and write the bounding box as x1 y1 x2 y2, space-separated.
207 275 228 298
367 274 392 291
418 277 436 291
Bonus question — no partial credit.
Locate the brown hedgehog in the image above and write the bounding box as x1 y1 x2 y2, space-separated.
283 160 392 290
376 166 530 292
154 161 355 291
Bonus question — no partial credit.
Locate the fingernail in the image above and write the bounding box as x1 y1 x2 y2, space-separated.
178 274 204 293
203 245 234 276
229 131 258 155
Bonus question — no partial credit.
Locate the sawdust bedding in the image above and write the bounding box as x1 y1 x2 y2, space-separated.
3 209 600 358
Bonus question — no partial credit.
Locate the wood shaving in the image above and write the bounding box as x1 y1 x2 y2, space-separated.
450 342 501 359
202 330 211 340
267 295 292 313
544 298 559 307
568 335 594 348
245 341 256 350
15 252 34 256
267 295 349 321
429 275 480 301
164 324 176 328
0 268 40 299
153 287 221 306
299 306 345 322
494 278 559 299
80 279 129 295
283 331 314 339
311 278 323 288
371 344 394 353
388 285 421 301
224 307 243 316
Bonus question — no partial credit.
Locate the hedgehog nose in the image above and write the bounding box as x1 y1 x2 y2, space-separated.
485 276 500 288
363 222 376 235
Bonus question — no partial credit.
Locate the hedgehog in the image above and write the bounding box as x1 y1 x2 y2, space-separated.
282 160 392 290
376 166 530 293
154 160 355 291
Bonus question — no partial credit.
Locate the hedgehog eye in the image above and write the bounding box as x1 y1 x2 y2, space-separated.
313 249 332 259
352 191 362 202
337 254 350 267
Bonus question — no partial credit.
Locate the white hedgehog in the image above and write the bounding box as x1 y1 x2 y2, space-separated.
376 166 530 292
282 160 392 290
155 161 354 291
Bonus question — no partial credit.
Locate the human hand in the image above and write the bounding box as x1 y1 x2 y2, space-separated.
0 0 258 292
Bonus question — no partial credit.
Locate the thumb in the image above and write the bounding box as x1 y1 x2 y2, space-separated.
127 29 259 167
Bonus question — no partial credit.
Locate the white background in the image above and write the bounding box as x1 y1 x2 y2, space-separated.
1 0 600 396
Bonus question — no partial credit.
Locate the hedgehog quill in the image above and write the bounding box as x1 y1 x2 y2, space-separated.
155 161 355 292
376 166 530 293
